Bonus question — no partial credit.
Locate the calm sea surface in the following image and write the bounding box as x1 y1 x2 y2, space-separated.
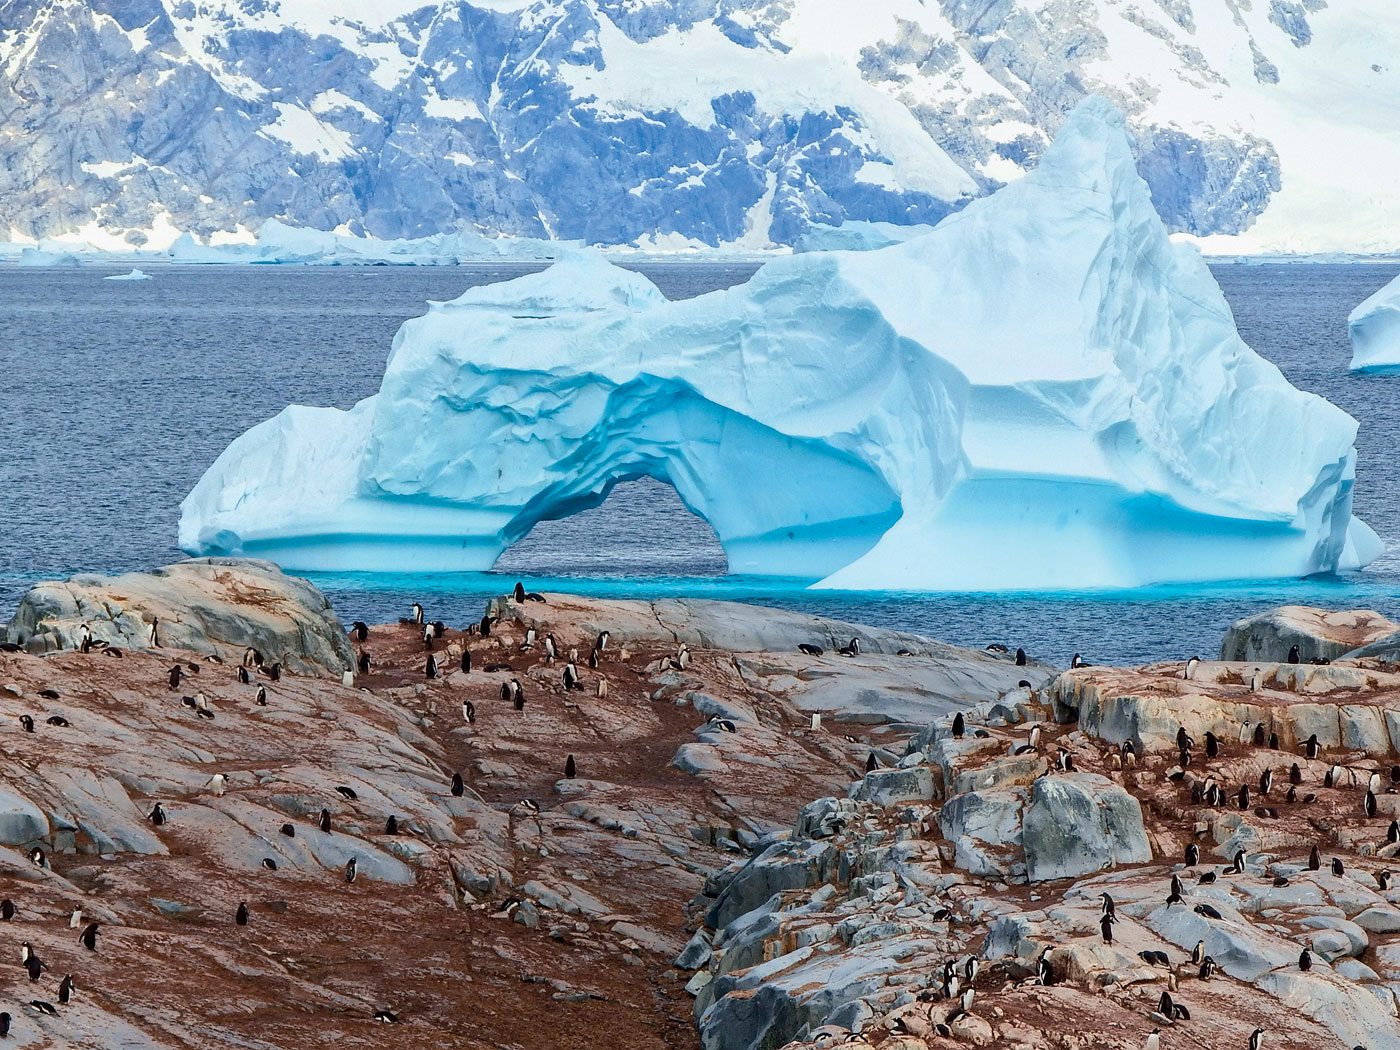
1 260 1398 666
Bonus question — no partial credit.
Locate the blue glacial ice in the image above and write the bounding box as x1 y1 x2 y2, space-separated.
179 98 1380 592
1349 273 1400 373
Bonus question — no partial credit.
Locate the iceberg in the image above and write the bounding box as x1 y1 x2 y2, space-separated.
1349 272 1400 372
180 98 1380 591
103 268 152 281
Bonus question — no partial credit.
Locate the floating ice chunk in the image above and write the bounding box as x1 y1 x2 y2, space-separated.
1349 272 1400 372
103 268 152 281
181 97 1378 591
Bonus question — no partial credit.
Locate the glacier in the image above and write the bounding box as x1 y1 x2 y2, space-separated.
179 98 1380 592
1349 273 1400 373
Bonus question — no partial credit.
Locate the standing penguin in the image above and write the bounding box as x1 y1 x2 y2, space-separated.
0 901 13 921
358 651 371 675
168 664 183 689
58 974 74 1004
345 857 357 883
1287 646 1300 664
78 923 99 951
235 902 248 926
319 808 331 833
564 754 577 779
148 803 166 826
451 772 465 797
951 712 965 739
255 685 268 706
425 654 438 679
460 649 472 674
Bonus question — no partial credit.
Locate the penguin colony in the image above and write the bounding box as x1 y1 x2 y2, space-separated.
0 580 744 1035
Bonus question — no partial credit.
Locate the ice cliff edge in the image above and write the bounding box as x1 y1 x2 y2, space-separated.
180 98 1379 591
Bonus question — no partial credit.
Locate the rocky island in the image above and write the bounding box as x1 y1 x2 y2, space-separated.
0 559 1395 1048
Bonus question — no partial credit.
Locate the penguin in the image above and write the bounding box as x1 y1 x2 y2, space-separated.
26 1000 56 1017
432 621 445 639
358 651 371 675
1286 785 1298 803
422 626 434 650
595 630 610 652
1237 784 1250 810
79 922 99 951
236 902 248 926
336 786 358 801
963 956 978 983
1185 843 1199 866
0 901 13 921
262 858 278 870
1290 762 1303 785
352 621 369 642
385 815 398 835
149 617 160 647
1205 731 1219 758
1287 645 1300 664
319 809 331 833
1269 731 1279 750
1194 903 1222 919
425 654 438 679
1366 789 1378 819
1370 772 1384 794
149 803 167 826
835 638 860 658
1259 769 1273 796
1190 939 1205 965
243 646 262 668
1015 648 1027 666
58 974 74 1004
1165 879 1184 906
410 603 424 625
18 715 33 733
1304 734 1321 760
951 712 965 739
237 666 251 685
168 665 183 689
194 693 213 719
264 662 281 682
1253 723 1266 747
797 643 823 656
1239 721 1253 745
345 857 357 883
565 754 576 779
597 679 608 698
373 1009 399 1024
255 685 267 706
1299 947 1312 971
1389 820 1399 844
544 634 557 662
562 663 579 691
1 1012 12 1037
1055 748 1075 772
205 773 227 798
1183 657 1199 680
28 847 44 868
1249 1028 1265 1050
451 772 465 797
1228 849 1246 874
1198 870 1218 885
1176 726 1192 751
1035 948 1053 986
1145 1028 1160 1050
512 582 527 603
462 700 476 725
1099 913 1114 944
587 648 600 670
1070 653 1086 669
78 622 92 653
280 823 295 837
1332 857 1346 876
1309 844 1321 870
1379 870 1392 891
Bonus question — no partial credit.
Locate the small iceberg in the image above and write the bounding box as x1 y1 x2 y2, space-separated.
104 268 152 281
1349 271 1400 372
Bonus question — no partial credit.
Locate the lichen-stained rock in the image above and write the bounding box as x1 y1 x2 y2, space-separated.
3 557 353 674
1221 605 1399 663
1021 774 1150 883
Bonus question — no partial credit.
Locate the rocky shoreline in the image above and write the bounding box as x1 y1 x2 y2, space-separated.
1 560 1399 1048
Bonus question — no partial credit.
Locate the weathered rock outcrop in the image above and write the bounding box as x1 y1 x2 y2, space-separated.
1221 605 1399 663
2 558 354 674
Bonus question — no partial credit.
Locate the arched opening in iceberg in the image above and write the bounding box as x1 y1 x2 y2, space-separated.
491 477 729 576
469 377 904 580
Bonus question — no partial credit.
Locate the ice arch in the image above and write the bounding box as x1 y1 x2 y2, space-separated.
180 98 1378 591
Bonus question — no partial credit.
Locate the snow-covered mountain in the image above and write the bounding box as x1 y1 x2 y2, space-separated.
1 0 1397 253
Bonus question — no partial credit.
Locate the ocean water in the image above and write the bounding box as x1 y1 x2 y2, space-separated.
1 259 1398 667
